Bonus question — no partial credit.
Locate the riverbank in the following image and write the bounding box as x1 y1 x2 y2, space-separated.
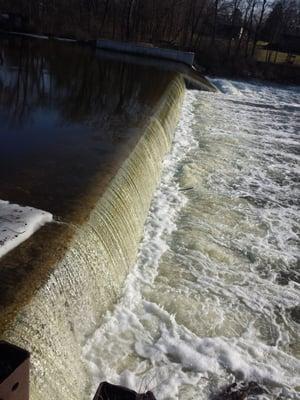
1 28 298 86
196 54 300 85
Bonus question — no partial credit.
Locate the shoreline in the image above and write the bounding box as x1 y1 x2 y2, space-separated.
1 30 298 86
195 56 300 86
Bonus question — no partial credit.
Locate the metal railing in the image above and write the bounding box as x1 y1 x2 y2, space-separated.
0 341 156 400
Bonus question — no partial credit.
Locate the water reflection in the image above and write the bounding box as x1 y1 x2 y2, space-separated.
0 36 173 219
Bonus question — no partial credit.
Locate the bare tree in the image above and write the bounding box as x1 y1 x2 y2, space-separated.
251 0 268 56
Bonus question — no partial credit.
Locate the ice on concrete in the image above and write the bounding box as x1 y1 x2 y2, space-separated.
0 200 53 259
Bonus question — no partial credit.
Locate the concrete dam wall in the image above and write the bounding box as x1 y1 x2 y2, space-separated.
0 37 185 400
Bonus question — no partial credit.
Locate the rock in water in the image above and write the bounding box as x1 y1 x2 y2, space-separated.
93 382 157 400
213 381 266 400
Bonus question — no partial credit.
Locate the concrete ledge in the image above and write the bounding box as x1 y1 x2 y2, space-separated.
95 48 216 92
96 39 195 67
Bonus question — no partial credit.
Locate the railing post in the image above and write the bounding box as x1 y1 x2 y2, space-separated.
0 341 30 400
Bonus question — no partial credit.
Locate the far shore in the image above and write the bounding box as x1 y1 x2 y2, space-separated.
1 29 299 85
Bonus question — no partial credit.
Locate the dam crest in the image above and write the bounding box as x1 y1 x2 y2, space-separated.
0 36 186 400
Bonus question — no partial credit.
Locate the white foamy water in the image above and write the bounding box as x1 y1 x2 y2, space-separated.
0 200 53 258
84 80 300 399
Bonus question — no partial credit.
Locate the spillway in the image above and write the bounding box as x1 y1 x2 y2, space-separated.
84 79 300 400
0 36 188 399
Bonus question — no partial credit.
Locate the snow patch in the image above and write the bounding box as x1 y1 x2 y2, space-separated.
0 200 53 259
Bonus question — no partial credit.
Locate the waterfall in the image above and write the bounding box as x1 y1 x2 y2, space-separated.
1 74 185 400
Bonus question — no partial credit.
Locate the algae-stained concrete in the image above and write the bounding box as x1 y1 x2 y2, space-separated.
0 36 185 399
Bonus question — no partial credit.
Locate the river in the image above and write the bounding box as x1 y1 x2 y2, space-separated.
84 79 300 399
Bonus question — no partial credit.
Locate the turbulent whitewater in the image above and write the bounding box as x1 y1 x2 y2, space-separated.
84 79 300 399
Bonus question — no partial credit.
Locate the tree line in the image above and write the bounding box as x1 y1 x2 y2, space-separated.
0 0 299 73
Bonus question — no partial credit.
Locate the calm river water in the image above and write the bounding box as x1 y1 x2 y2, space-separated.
84 79 300 399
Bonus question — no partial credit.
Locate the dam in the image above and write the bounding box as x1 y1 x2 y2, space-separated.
0 35 213 399
1 35 299 400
